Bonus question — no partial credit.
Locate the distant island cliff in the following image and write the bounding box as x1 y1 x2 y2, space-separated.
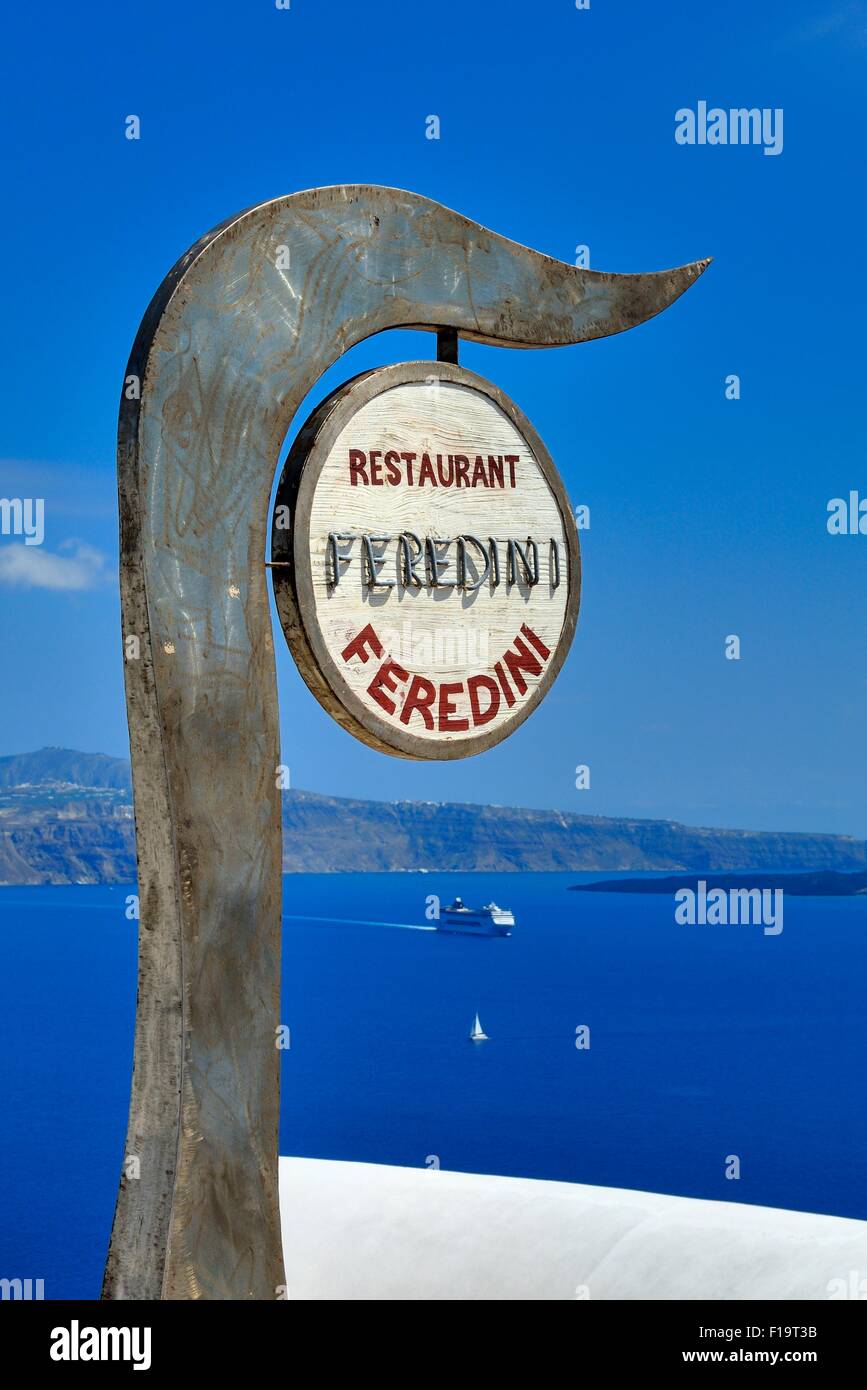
1 747 867 886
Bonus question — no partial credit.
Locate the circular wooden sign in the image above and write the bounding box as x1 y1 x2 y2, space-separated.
270 361 580 759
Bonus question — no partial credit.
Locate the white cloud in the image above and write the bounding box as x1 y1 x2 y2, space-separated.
0 459 116 519
0 542 110 591
792 2 867 44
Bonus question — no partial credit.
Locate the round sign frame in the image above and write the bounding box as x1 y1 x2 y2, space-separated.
270 360 581 760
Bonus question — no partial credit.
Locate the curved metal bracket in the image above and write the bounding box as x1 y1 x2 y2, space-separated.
103 185 708 1300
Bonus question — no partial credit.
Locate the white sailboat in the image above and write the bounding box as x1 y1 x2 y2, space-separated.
469 1012 488 1042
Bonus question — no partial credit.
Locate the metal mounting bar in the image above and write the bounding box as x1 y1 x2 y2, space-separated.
437 328 459 363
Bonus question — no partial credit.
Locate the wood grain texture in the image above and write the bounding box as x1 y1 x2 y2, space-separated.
105 185 707 1300
272 362 580 758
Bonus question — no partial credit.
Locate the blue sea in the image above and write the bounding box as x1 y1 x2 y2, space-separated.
1 872 865 1299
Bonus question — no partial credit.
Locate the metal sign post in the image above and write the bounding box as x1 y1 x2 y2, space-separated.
103 185 707 1299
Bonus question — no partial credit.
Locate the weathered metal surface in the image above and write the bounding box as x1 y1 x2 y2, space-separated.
104 185 708 1300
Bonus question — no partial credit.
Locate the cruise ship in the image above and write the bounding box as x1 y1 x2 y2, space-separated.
436 897 515 937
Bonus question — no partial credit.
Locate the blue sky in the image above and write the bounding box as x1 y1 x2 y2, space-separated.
1 0 865 834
